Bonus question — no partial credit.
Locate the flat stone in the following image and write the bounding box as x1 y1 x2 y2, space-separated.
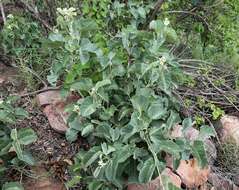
36 90 62 107
43 104 68 134
176 159 210 188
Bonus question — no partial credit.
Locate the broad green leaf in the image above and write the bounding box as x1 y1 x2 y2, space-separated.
2 182 24 190
71 78 93 92
133 148 149 159
158 66 172 96
118 107 131 121
137 7 146 19
109 128 120 142
88 181 103 190
166 111 181 130
149 126 164 144
17 128 37 145
129 112 150 133
94 79 111 91
131 95 149 113
80 97 96 117
95 123 111 141
149 20 165 35
79 48 90 64
68 118 83 131
165 28 178 43
192 140 208 168
14 108 28 119
81 124 94 137
93 166 103 178
66 176 81 188
100 106 116 121
81 38 98 53
152 140 181 157
20 151 35 165
115 145 133 163
11 140 22 162
82 147 102 168
49 33 64 42
182 117 192 131
138 158 155 183
111 64 126 77
147 99 167 120
66 128 78 142
198 125 216 140
105 158 118 181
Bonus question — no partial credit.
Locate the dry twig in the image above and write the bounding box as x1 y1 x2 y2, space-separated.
0 1 6 24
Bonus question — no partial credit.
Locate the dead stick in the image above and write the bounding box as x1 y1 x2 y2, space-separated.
16 86 61 98
0 1 6 24
143 0 164 29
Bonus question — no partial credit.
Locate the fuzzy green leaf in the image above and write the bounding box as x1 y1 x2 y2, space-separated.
147 100 167 120
80 97 97 117
192 140 208 168
198 125 216 140
17 128 37 145
71 78 93 92
81 124 94 137
2 182 24 190
138 158 155 183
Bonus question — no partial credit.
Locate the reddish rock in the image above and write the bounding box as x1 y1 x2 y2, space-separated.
37 90 80 133
43 105 68 134
219 115 239 145
176 159 210 188
36 90 62 107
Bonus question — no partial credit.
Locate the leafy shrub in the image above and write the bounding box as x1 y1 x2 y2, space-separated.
0 97 37 188
0 15 50 89
46 6 211 189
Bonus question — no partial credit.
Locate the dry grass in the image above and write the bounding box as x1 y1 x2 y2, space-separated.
215 139 239 183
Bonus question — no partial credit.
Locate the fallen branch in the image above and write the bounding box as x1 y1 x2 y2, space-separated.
16 86 61 98
0 1 6 24
164 10 212 32
143 0 165 29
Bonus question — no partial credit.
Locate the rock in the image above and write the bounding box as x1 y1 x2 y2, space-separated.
43 104 68 134
37 90 80 133
176 158 210 188
36 90 62 107
218 115 239 145
161 168 182 188
127 168 181 190
205 139 217 165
